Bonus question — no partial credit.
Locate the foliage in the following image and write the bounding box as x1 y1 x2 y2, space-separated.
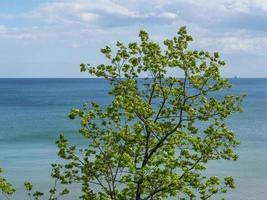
23 180 69 200
0 168 15 198
50 26 245 200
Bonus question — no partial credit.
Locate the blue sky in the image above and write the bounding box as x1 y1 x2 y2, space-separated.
0 0 267 77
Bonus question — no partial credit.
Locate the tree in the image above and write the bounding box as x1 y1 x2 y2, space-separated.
51 26 245 200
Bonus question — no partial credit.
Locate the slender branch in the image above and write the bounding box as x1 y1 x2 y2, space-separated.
148 77 156 105
142 72 188 168
48 178 58 199
179 155 203 180
144 185 172 200
154 74 167 123
94 175 110 196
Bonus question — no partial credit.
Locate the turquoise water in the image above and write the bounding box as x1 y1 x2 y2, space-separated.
0 78 266 199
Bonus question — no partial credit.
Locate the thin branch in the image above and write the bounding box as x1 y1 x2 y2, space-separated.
141 72 188 168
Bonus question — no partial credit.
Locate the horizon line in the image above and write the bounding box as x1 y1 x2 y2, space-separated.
1 77 267 79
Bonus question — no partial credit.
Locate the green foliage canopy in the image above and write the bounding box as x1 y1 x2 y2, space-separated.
6 26 244 200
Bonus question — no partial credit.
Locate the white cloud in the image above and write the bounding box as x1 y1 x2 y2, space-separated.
0 25 50 40
1 0 267 55
250 0 267 11
7 0 180 28
222 36 267 54
27 0 138 25
79 12 99 22
71 43 81 48
192 33 267 55
158 12 177 19
179 0 267 13
1 0 267 77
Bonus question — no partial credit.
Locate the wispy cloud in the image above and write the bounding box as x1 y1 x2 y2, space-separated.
0 0 180 41
193 35 267 55
19 0 179 27
0 0 265 50
1 0 267 77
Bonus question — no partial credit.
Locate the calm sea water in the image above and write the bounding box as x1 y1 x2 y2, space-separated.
0 78 266 200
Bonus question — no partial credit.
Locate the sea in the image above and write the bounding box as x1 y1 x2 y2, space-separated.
0 78 266 200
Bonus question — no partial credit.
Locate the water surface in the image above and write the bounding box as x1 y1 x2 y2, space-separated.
0 78 266 199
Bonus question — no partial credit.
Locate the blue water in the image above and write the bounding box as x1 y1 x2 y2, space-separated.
0 78 266 200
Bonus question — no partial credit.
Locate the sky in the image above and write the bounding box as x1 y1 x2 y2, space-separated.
0 0 267 78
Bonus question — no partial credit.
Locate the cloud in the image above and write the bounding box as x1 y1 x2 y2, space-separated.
0 25 50 40
1 0 267 32
191 33 267 55
1 0 267 77
79 12 99 22
0 0 181 42
222 36 267 54
28 0 136 24
23 0 178 28
71 43 81 48
158 12 177 19
1 0 267 55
